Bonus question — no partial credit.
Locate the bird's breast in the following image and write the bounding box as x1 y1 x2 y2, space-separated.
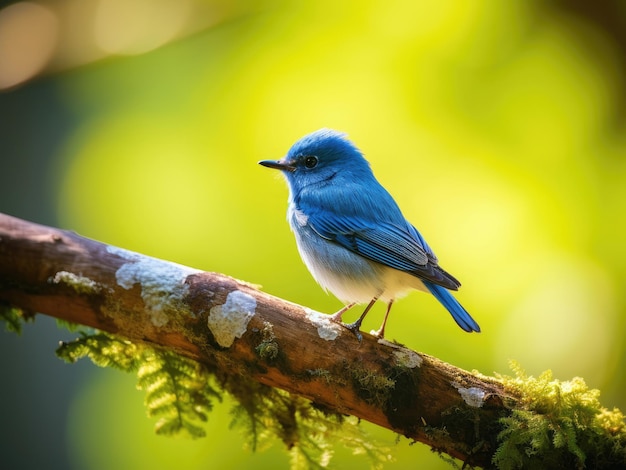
287 205 425 303
290 207 309 228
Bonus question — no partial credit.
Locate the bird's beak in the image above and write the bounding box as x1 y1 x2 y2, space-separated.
258 159 296 172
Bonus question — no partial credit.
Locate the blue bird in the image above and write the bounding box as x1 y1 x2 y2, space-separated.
259 129 480 340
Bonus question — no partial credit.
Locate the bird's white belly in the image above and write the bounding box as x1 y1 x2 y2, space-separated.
292 221 426 304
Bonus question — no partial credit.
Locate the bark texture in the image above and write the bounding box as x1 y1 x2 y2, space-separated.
0 213 514 467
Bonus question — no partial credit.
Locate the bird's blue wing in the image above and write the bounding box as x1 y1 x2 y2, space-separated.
305 208 460 290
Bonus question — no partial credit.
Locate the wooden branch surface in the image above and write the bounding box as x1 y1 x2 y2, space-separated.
0 213 513 467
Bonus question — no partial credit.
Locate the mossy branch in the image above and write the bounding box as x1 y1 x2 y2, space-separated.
1 212 625 469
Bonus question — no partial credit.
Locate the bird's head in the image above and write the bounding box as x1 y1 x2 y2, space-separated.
259 129 371 193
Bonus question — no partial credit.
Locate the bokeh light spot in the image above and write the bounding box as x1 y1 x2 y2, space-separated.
0 2 59 89
496 254 617 384
94 0 191 55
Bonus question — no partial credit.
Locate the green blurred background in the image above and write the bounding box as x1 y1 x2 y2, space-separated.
1 0 626 468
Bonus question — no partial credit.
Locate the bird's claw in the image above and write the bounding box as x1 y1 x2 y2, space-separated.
327 315 362 341
370 328 385 339
342 321 363 342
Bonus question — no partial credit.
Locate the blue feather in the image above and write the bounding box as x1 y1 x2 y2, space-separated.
424 282 480 332
259 128 482 338
304 206 460 290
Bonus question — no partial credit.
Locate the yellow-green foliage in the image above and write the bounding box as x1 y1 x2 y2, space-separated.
55 331 390 468
137 350 221 438
58 332 220 439
0 304 30 334
494 362 626 470
58 332 143 371
228 381 391 468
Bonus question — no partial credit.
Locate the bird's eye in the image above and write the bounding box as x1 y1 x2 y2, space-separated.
304 156 318 169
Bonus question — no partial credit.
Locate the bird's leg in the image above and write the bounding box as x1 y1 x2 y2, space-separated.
344 297 378 342
372 300 394 338
329 302 356 322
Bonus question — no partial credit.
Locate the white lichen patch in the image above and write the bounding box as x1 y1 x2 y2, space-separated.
107 246 201 327
452 382 486 408
375 339 422 368
207 290 257 348
392 348 423 368
50 271 101 295
304 308 341 341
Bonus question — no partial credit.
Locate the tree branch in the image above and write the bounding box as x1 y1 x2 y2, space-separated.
1 213 624 469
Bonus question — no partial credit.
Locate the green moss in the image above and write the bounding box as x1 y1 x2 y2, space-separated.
255 321 279 361
229 383 391 468
56 330 390 468
494 361 626 469
350 366 396 408
0 303 27 334
307 368 333 383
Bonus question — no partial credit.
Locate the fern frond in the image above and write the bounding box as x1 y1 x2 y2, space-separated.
56 332 142 371
55 329 394 466
136 349 220 439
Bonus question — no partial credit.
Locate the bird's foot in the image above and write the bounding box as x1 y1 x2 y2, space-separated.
328 307 363 341
329 303 356 323
370 327 385 339
342 320 364 342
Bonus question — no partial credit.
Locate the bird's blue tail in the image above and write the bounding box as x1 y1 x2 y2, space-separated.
424 282 480 333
